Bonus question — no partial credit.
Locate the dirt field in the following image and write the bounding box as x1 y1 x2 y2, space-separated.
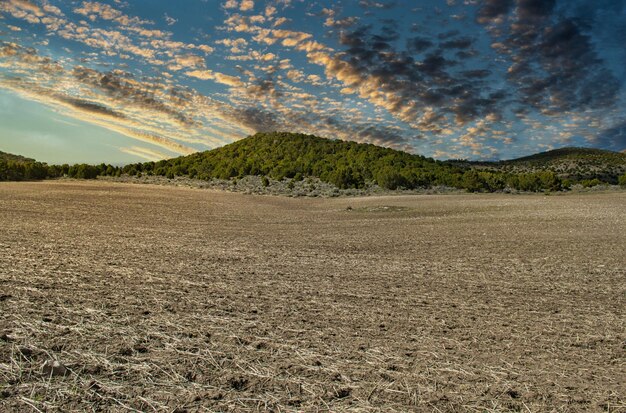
0 181 624 412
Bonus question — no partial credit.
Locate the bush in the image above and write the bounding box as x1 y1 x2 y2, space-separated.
580 178 603 188
619 173 626 187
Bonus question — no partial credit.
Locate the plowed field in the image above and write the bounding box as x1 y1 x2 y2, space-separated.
1 181 624 412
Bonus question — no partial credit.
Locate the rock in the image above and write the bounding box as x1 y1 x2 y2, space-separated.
42 360 68 377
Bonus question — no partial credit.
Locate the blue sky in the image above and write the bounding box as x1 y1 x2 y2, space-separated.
0 0 625 164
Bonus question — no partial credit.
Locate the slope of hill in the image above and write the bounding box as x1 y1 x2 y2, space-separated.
505 147 624 164
0 150 48 181
129 132 465 190
451 147 626 184
0 150 35 163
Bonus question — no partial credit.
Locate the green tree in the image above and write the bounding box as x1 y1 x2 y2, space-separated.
376 167 405 190
461 170 485 192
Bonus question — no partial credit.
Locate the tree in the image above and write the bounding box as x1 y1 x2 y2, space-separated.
461 170 485 192
70 164 99 179
376 167 405 190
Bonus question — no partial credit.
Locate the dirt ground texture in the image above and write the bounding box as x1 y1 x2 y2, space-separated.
0 181 624 412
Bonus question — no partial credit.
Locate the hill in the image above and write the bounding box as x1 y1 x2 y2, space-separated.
2 134 626 191
505 147 625 164
127 132 626 191
124 132 465 190
451 147 626 185
0 150 35 163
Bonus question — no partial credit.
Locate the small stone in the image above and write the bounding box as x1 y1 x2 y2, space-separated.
42 360 68 377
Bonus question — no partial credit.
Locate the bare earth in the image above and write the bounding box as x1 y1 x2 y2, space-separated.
0 181 624 412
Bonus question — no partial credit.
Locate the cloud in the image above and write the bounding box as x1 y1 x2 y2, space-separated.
2 0 624 161
297 24 503 131
406 37 433 53
439 37 473 49
119 145 175 161
185 70 244 87
240 0 255 12
57 96 126 119
164 13 177 26
230 107 281 132
3 0 44 17
358 0 397 10
594 121 626 152
0 76 198 155
476 0 513 25
0 0 45 24
477 0 621 115
73 1 151 27
169 54 205 71
71 66 199 127
0 41 64 73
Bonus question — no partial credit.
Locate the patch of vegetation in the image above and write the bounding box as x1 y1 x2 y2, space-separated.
112 132 464 190
0 153 117 182
0 151 35 163
452 147 626 185
2 134 625 193
104 132 576 192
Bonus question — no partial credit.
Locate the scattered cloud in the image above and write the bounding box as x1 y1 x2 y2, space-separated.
0 0 624 160
164 13 177 26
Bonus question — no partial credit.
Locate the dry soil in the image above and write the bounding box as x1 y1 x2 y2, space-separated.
0 181 624 412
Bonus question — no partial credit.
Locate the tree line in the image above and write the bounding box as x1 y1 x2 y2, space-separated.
2 132 625 192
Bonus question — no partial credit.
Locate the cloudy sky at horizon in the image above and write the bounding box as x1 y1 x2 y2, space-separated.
0 0 625 164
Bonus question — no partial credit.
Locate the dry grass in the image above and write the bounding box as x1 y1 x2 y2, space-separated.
0 181 624 412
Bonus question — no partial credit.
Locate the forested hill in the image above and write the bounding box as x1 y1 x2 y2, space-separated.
504 147 625 164
451 147 626 184
2 133 626 191
0 150 35 163
143 132 461 189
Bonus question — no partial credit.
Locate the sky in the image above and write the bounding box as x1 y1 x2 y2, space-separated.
0 0 625 164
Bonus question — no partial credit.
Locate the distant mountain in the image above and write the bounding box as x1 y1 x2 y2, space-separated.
450 147 626 184
504 147 626 165
0 150 35 163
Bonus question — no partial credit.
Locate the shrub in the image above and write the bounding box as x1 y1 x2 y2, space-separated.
580 178 602 188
